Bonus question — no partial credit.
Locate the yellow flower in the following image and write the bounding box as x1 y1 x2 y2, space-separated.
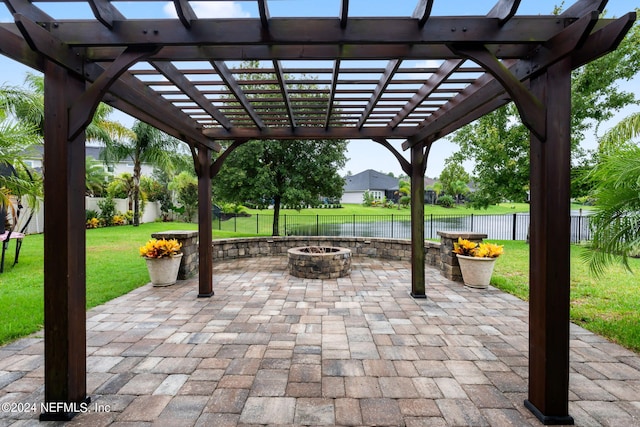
139 238 182 259
453 238 478 256
453 238 504 258
475 242 504 258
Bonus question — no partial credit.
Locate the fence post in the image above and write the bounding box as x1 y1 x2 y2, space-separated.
578 209 582 242
430 214 433 239
353 214 356 236
256 214 259 234
234 215 237 232
471 213 474 231
513 213 517 241
284 214 287 236
316 214 319 236
391 214 394 238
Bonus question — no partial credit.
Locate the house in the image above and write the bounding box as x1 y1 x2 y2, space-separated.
23 142 154 177
341 169 400 204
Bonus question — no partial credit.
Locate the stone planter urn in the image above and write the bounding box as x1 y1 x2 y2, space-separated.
456 254 496 289
145 253 183 287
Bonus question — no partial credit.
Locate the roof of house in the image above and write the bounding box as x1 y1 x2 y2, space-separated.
344 169 399 192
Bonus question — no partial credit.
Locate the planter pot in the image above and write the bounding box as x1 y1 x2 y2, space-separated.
456 254 497 289
145 253 183 287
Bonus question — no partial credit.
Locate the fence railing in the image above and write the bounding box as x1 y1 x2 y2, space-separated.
214 212 592 243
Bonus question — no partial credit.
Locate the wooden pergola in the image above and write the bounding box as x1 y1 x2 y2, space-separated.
0 0 635 423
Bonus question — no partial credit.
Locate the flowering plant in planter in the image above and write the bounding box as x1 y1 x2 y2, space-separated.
453 238 504 258
453 238 504 289
139 238 182 259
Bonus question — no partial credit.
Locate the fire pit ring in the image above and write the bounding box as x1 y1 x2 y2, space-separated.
287 246 351 279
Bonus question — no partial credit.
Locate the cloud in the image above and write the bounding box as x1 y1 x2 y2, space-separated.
163 1 250 19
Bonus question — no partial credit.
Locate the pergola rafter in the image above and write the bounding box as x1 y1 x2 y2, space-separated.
0 0 635 424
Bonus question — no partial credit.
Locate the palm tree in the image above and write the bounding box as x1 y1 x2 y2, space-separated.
3 73 129 144
583 112 640 275
0 86 42 226
85 157 111 197
101 121 180 226
428 181 443 205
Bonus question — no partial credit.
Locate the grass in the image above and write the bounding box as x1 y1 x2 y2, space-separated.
0 222 255 345
246 202 532 216
492 240 640 352
215 202 535 235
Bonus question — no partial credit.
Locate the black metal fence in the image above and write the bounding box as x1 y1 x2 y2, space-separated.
214 212 593 243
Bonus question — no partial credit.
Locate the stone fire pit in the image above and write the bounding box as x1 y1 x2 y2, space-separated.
287 246 351 279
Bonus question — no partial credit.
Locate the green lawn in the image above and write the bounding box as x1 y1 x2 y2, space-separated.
0 222 254 345
492 240 640 352
1 219 637 355
215 202 535 235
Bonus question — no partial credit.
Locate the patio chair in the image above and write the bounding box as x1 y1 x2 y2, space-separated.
0 200 33 273
0 162 35 273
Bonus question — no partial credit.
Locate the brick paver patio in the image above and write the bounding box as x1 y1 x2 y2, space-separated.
0 257 639 426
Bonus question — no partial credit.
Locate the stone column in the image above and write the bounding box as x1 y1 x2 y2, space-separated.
151 230 199 279
437 231 487 282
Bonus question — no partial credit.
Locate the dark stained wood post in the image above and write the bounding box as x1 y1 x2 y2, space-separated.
197 146 214 297
41 61 89 420
410 142 426 298
525 57 574 425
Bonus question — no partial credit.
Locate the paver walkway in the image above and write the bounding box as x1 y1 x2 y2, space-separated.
0 257 639 426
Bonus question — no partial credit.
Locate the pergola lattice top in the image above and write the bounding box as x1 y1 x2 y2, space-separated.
2 0 633 152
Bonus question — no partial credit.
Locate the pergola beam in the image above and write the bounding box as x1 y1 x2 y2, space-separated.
151 60 233 130
487 0 522 25
211 60 265 129
389 59 462 129
88 0 126 29
357 59 401 128
47 17 569 47
402 10 604 149
273 60 296 128
340 0 349 28
203 125 416 140
324 59 340 129
173 0 197 29
412 0 434 27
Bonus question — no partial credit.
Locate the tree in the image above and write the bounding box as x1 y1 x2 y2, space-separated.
582 111 640 274
169 171 198 222
450 104 529 208
583 145 640 275
450 17 640 208
3 73 130 144
397 179 410 208
0 86 42 221
101 121 180 226
214 138 347 235
85 157 111 197
212 61 348 235
107 173 135 209
427 180 443 205
438 161 470 202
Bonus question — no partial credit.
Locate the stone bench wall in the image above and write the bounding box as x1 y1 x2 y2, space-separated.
211 236 441 268
148 232 488 283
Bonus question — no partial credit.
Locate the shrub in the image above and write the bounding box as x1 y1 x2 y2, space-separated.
86 209 99 222
97 196 117 226
362 190 375 207
86 217 99 229
437 194 455 208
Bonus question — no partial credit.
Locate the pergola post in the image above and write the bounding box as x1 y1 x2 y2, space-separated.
40 61 89 421
410 142 427 298
525 57 574 425
197 146 214 297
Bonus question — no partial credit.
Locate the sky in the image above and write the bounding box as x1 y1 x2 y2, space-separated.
0 0 637 178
